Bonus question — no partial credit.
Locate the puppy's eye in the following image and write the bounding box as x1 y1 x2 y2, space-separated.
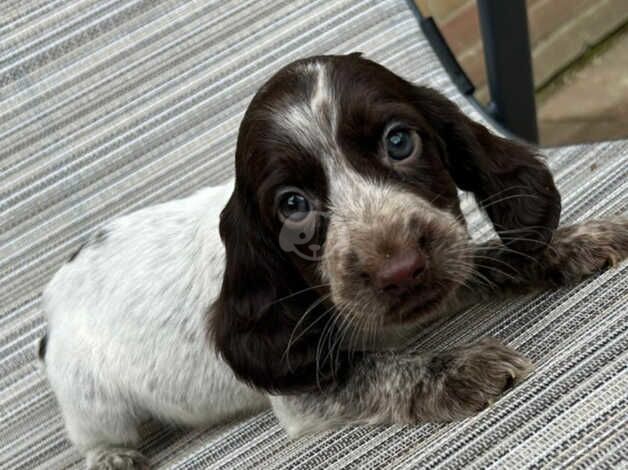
384 127 420 161
278 192 311 222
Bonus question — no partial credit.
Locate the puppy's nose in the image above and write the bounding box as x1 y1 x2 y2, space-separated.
374 251 426 295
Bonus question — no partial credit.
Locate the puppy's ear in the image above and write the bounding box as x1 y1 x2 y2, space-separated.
414 87 561 253
211 189 338 393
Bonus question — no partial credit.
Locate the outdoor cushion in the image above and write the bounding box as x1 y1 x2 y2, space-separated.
1 0 626 468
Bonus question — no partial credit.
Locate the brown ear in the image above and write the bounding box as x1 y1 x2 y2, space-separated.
211 188 341 393
414 87 561 253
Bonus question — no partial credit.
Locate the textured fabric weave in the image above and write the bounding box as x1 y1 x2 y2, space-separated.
1 1 626 468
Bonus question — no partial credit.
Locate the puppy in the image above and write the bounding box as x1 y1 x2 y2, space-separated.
40 54 628 469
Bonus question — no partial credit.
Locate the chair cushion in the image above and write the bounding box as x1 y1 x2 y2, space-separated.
1 1 625 468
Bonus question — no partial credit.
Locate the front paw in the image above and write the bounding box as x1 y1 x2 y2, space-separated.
415 338 533 421
548 219 628 283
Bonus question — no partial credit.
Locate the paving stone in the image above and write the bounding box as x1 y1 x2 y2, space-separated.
538 29 628 145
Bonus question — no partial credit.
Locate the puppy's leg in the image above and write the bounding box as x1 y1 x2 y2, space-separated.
271 338 532 436
465 218 628 298
59 397 148 470
48 367 148 470
542 218 628 282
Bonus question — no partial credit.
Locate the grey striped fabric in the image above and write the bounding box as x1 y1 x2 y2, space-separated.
1 1 626 469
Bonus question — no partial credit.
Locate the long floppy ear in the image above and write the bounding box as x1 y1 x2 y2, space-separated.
211 188 340 393
414 87 561 253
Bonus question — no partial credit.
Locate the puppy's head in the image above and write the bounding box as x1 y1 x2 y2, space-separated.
213 54 561 392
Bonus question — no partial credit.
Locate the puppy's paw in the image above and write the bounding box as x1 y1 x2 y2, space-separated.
418 338 533 421
548 218 628 282
86 447 149 470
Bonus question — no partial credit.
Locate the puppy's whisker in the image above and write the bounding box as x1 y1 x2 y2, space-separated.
497 235 559 256
495 225 554 234
283 293 332 370
314 306 340 390
325 305 357 376
470 254 519 271
471 242 542 264
454 267 495 290
476 185 534 204
267 283 331 308
472 262 519 281
446 259 496 289
479 193 541 211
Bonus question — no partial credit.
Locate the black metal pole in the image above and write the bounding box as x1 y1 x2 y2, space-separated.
477 0 539 143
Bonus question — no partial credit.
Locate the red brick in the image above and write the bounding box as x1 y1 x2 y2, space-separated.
439 2 481 55
415 0 471 21
459 45 486 88
527 0 590 45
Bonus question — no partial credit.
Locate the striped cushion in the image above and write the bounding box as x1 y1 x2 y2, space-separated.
1 1 626 468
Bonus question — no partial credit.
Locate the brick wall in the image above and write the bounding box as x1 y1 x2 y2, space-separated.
416 0 628 102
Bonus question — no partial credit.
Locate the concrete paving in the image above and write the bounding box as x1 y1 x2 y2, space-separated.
537 28 628 146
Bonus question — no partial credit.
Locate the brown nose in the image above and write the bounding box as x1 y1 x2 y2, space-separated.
374 251 426 295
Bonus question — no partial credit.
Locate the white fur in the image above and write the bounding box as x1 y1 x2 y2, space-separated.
310 62 337 133
269 396 346 438
274 62 337 156
42 179 268 456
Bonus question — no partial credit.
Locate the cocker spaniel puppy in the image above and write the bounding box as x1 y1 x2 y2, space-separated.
40 54 628 469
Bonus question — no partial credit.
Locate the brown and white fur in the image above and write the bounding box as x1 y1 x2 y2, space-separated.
40 54 628 469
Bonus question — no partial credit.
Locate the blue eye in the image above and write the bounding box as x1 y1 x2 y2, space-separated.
279 192 310 222
385 128 418 160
